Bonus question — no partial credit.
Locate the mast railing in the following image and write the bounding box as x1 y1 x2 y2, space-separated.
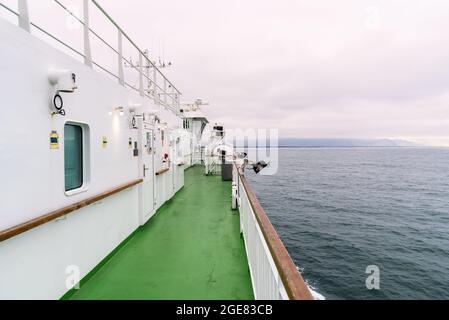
0 0 181 114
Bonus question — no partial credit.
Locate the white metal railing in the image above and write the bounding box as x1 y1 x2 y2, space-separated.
203 155 220 175
233 164 313 300
234 165 288 300
0 0 181 114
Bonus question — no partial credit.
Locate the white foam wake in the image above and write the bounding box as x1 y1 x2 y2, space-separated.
310 287 326 300
306 281 326 300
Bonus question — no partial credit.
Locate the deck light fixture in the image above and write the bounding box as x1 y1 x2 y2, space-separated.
109 106 125 116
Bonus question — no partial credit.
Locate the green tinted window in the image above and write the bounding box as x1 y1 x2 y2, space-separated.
64 124 83 191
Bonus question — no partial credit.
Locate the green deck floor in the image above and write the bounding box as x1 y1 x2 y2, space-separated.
68 166 254 300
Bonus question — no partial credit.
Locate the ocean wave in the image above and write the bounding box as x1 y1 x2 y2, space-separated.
248 148 449 299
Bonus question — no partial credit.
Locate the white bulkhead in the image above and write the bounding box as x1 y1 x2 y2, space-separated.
0 15 197 299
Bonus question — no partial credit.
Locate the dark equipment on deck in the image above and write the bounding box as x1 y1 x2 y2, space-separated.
252 161 268 174
221 150 233 181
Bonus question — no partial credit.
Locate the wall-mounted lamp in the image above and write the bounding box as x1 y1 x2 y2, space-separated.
129 103 143 108
109 106 125 116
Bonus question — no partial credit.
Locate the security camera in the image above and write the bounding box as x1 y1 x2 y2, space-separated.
48 69 77 116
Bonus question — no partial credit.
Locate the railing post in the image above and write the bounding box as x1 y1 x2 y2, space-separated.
117 29 124 86
153 68 158 105
139 52 144 97
83 0 92 67
170 86 174 110
18 0 30 32
144 50 151 97
145 51 151 97
164 78 168 107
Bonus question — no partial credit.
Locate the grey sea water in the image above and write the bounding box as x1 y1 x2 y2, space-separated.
245 147 449 300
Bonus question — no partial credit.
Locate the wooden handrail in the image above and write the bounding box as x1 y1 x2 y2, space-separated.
155 168 170 176
237 166 314 300
0 179 143 243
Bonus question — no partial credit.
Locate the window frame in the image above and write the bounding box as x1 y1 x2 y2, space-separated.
64 121 91 196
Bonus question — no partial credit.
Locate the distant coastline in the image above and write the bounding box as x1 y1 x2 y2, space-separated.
236 146 437 149
234 138 424 148
278 138 420 147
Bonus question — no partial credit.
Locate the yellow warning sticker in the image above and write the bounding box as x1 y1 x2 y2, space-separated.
50 131 59 150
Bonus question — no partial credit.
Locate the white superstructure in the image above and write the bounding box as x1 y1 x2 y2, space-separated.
0 0 199 299
181 99 210 166
0 0 314 301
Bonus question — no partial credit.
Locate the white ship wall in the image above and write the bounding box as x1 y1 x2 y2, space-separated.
0 18 185 299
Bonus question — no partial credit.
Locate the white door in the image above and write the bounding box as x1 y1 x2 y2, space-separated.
172 137 176 194
141 126 155 221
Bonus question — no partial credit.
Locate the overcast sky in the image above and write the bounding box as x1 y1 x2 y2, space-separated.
20 0 449 145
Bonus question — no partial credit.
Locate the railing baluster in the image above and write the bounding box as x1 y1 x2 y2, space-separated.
153 68 158 105
139 52 144 96
117 29 124 86
171 86 175 110
83 0 92 67
145 52 151 97
164 78 168 107
18 0 30 32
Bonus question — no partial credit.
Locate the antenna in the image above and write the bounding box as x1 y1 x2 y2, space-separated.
124 49 172 70
195 98 210 107
181 98 210 112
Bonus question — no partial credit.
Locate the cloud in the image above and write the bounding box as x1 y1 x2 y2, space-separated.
93 1 449 144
